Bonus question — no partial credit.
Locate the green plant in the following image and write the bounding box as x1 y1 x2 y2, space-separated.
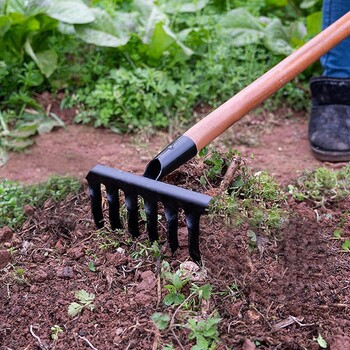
130 241 161 260
341 240 350 252
162 344 175 350
333 228 343 239
11 266 28 284
199 147 236 186
68 289 96 317
95 228 121 250
0 110 65 161
189 283 212 310
151 312 170 330
0 176 80 229
88 261 96 272
163 270 189 306
50 325 63 341
289 165 350 207
210 162 287 234
187 314 221 350
315 334 327 349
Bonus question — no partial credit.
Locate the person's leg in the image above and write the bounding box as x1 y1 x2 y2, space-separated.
308 0 350 162
321 0 350 77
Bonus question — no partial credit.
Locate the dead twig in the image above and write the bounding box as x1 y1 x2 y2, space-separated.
272 316 314 332
29 325 47 350
219 156 243 192
171 329 185 350
77 334 98 350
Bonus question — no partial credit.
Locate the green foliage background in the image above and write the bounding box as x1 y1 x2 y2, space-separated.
0 0 323 143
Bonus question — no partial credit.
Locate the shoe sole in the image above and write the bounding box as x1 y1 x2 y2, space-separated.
311 146 350 162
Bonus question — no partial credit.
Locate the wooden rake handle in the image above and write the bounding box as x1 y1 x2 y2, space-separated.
184 11 350 150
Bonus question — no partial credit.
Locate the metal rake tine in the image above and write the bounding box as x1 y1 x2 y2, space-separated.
164 205 179 253
88 183 104 229
144 199 158 242
124 192 140 237
106 186 122 230
185 211 201 263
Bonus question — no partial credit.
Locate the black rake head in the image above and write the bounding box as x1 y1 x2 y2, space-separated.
86 164 212 262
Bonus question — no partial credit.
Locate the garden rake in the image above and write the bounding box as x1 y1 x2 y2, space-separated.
86 12 350 262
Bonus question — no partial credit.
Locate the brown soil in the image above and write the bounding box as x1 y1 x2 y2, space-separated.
1 107 350 350
1 108 344 186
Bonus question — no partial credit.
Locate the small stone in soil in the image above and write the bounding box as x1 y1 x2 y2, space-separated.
242 339 256 350
0 226 13 243
23 204 35 216
0 249 11 269
55 240 66 254
67 246 85 260
56 266 74 279
32 270 48 283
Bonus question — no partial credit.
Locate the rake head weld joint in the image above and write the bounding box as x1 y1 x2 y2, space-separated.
86 164 212 262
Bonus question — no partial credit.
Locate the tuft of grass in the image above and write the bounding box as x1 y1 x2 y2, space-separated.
288 165 350 207
210 162 287 233
0 176 81 229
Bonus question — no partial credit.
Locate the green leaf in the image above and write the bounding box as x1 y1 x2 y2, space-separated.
161 0 209 14
75 289 95 304
163 292 176 306
88 261 96 272
342 239 350 251
306 11 322 37
151 312 170 330
264 18 294 55
194 334 209 349
45 0 95 24
139 3 167 44
333 228 342 239
34 50 58 78
0 16 12 36
163 292 185 306
75 9 132 47
219 9 264 46
24 41 57 78
9 121 39 138
199 284 212 300
5 138 34 151
147 22 174 59
266 0 287 6
300 0 319 9
6 0 25 14
37 120 57 135
68 302 83 317
172 273 185 290
316 334 328 349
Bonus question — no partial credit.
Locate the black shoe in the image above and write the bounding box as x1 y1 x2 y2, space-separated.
309 77 350 162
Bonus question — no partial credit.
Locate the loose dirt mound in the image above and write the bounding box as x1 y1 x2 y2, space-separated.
1 183 349 349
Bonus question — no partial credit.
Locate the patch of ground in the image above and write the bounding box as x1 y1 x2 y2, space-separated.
1 109 343 186
0 182 349 349
1 106 350 349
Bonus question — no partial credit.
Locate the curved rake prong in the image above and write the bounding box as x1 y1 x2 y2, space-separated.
106 186 122 230
144 199 158 242
125 192 140 237
185 211 201 263
164 205 179 253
